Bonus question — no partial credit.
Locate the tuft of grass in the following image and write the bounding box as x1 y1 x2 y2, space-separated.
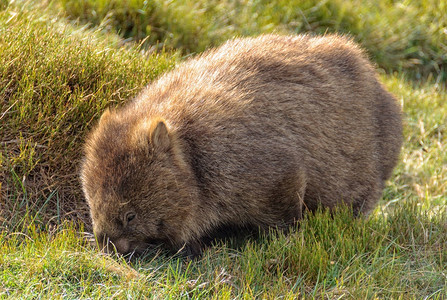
51 0 447 81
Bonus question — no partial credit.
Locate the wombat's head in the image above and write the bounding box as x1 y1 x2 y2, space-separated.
81 109 199 256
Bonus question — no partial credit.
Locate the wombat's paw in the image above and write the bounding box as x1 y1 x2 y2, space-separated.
177 240 203 260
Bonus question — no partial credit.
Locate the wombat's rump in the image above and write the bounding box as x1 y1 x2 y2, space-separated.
81 34 402 257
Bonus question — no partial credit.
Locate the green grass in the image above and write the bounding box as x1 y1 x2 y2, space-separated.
1 205 446 298
1 0 446 298
0 1 176 226
50 0 447 81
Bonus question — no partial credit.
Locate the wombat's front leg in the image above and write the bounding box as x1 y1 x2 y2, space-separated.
179 240 203 259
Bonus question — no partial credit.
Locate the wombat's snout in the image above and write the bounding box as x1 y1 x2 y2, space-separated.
112 237 131 254
94 232 131 255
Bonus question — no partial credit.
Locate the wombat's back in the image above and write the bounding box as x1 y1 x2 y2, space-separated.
129 34 402 220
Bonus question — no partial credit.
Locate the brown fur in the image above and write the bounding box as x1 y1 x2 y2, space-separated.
80 34 402 257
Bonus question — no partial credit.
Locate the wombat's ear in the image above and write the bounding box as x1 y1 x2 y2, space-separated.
149 118 171 151
98 108 111 125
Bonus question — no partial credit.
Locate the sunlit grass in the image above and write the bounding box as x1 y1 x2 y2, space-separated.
1 204 446 298
51 0 447 80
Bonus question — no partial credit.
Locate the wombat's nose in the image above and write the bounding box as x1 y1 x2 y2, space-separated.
113 237 131 254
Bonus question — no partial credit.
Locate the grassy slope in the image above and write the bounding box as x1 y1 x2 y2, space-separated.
0 2 176 227
1 0 446 298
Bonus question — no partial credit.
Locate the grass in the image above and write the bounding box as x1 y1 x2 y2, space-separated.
51 0 447 81
1 205 446 298
1 0 446 298
0 1 176 226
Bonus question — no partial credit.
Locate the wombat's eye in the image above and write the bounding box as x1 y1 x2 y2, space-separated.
125 212 136 224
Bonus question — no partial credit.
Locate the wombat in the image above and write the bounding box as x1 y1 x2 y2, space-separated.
81 34 402 257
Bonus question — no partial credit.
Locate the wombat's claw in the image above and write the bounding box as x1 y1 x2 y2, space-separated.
177 241 203 259
81 232 96 244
